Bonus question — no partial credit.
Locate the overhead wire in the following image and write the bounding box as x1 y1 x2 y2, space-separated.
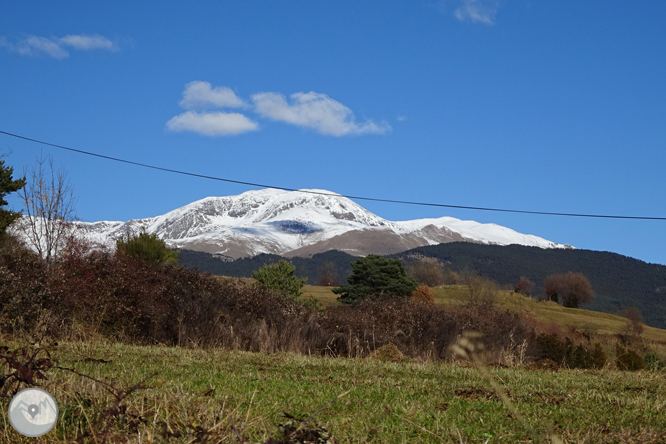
1 129 665 221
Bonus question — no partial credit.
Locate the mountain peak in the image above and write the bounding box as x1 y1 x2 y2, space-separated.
62 188 573 258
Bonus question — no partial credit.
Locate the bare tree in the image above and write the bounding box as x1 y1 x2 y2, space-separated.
316 261 339 286
15 153 77 263
407 257 444 287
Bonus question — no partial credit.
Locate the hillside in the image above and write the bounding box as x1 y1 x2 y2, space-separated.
177 242 666 329
391 243 666 329
294 283 666 345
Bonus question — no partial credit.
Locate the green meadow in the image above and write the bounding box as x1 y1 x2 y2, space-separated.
2 272 665 443
2 338 666 443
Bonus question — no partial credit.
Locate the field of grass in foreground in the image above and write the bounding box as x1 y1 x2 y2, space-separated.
2 340 665 443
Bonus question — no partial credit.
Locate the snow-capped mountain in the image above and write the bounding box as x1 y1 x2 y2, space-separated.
73 188 573 258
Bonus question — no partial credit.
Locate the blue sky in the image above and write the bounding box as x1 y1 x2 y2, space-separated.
2 1 666 265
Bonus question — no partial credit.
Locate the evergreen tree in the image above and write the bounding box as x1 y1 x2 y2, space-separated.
333 255 418 305
252 259 307 300
0 157 26 240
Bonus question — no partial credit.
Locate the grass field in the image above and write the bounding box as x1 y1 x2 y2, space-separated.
2 339 666 443
4 279 665 442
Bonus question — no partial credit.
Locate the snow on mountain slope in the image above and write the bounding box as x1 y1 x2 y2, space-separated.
60 188 574 258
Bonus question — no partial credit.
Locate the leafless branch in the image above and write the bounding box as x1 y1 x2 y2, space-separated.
15 152 77 263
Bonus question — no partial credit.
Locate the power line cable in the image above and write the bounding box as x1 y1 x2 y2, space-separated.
2 129 665 221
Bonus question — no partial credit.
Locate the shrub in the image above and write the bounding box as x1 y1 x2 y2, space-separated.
0 234 49 334
318 299 534 363
534 333 566 365
564 338 594 369
116 231 179 265
514 276 534 297
252 259 307 300
411 284 435 305
44 249 319 350
615 343 645 371
591 342 607 369
642 352 665 371
533 333 599 369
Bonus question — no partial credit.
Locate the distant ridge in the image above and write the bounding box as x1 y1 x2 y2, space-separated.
69 188 571 259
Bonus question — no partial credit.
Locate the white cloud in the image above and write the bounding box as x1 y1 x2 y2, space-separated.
180 81 248 110
0 34 117 59
252 91 391 136
21 36 70 59
59 34 116 51
441 0 500 25
166 111 259 136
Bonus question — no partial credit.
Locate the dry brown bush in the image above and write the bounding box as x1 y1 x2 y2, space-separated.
544 272 594 308
319 299 534 363
411 283 435 305
514 276 534 296
0 235 49 334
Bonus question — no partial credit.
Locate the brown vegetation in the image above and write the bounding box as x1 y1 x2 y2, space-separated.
410 283 435 305
462 271 499 306
623 307 645 339
544 272 594 308
407 257 444 287
514 276 534 296
316 261 339 286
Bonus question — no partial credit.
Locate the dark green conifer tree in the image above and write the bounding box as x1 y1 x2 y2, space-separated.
0 157 27 240
333 254 418 305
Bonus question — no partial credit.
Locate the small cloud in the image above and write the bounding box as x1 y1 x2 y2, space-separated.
166 111 259 136
252 91 391 136
59 34 116 51
180 81 248 110
0 33 117 59
440 0 500 25
23 36 70 59
397 116 406 122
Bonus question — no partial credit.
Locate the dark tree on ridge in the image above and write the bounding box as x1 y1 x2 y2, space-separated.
333 255 418 305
